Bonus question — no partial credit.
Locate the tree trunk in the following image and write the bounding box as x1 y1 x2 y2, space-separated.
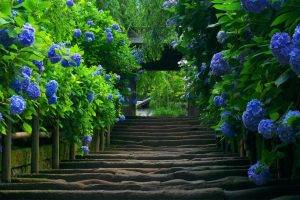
31 110 40 174
94 129 100 152
100 129 105 152
70 143 76 160
2 120 12 183
106 126 111 146
52 120 60 169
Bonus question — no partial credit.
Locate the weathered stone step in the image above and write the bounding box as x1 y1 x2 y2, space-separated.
115 124 205 129
0 176 254 191
112 130 214 136
77 152 239 160
0 188 225 200
111 139 215 146
40 165 248 175
113 126 210 132
19 169 247 182
271 196 300 200
59 158 249 169
111 134 213 140
115 144 217 149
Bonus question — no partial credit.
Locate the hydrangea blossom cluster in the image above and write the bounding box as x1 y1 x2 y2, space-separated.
86 19 95 26
105 74 111 81
248 161 270 185
162 0 178 9
46 80 58 105
132 48 144 64
17 0 24 4
21 66 32 77
220 122 236 138
87 91 95 103
270 32 293 65
220 111 231 120
166 17 177 27
258 119 274 139
0 29 14 48
18 23 35 46
107 94 113 101
0 113 3 122
210 52 230 76
216 30 227 44
112 24 121 32
74 29 82 38
271 0 287 10
213 95 226 107
32 60 44 73
66 0 74 7
105 28 114 43
241 0 269 13
275 110 300 144
85 31 95 42
92 65 103 76
10 95 26 115
81 145 89 155
26 82 41 100
242 99 265 132
48 44 62 63
119 115 126 122
61 53 81 67
83 135 92 146
118 94 125 104
289 47 300 75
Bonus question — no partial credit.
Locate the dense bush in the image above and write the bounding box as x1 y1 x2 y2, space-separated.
163 0 300 184
0 0 138 152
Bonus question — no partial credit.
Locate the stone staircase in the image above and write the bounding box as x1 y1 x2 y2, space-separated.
0 116 299 200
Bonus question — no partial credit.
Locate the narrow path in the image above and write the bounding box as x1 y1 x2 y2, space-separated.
0 116 299 200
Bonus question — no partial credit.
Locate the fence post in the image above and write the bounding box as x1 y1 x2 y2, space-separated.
100 128 105 152
31 109 40 174
52 119 60 169
106 126 111 146
94 128 100 152
2 120 12 183
70 143 76 160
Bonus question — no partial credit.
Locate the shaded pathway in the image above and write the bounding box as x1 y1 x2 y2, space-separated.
0 117 300 199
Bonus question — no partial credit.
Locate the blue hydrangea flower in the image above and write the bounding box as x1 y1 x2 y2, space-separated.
85 31 95 42
18 23 35 46
162 0 178 9
20 66 32 77
66 0 74 7
105 74 111 81
0 113 3 122
21 76 30 91
32 60 44 73
87 91 95 103
248 162 270 186
61 59 72 67
107 94 113 101
48 44 62 63
283 110 300 125
81 146 89 155
83 136 92 145
166 17 177 27
112 24 121 32
45 80 58 97
217 30 227 44
276 124 295 144
270 32 293 65
213 95 226 107
16 0 24 4
106 31 114 43
210 52 230 76
11 79 22 93
115 75 121 81
118 94 125 104
119 115 126 122
242 99 265 132
48 94 58 105
73 29 82 38
289 47 300 75
198 63 207 75
86 19 94 26
170 40 178 48
258 119 274 139
220 122 236 138
220 111 231 120
0 29 15 47
26 82 41 100
92 65 103 76
10 95 26 115
241 0 269 13
70 53 81 67
293 25 300 48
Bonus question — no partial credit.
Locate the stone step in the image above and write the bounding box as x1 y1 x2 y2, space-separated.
111 139 215 146
112 130 214 136
59 158 249 169
0 188 225 200
113 126 210 132
77 152 239 160
111 134 213 140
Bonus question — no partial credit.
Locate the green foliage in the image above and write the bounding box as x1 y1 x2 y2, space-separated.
0 0 136 145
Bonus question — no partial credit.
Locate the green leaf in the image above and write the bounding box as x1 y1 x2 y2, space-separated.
0 0 12 18
23 122 32 134
275 69 291 87
287 116 300 128
270 112 280 121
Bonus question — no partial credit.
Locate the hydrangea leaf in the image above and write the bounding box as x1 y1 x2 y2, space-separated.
23 122 32 134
